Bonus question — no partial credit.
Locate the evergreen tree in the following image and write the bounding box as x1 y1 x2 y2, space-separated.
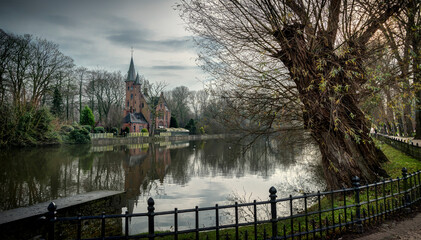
170 116 179 128
80 105 95 127
51 86 63 117
185 118 197 135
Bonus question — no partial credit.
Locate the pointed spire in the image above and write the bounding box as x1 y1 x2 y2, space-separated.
135 73 140 85
126 56 136 82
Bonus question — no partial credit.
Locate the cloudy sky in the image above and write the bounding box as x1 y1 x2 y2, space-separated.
0 0 207 91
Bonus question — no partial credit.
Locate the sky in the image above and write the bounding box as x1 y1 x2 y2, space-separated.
0 0 207 91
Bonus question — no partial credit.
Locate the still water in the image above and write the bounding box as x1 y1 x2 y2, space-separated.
0 133 326 234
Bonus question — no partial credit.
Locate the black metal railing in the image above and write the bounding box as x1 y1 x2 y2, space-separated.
375 133 421 160
41 168 421 240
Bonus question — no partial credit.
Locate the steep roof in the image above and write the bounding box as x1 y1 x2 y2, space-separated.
122 112 148 124
126 57 136 82
134 73 141 85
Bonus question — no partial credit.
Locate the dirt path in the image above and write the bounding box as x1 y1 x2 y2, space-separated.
341 210 421 240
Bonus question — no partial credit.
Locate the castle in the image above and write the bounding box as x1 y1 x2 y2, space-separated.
121 56 171 132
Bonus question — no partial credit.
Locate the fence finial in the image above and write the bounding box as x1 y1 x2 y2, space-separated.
352 176 360 188
402 167 408 177
269 186 277 196
148 197 155 212
48 202 57 213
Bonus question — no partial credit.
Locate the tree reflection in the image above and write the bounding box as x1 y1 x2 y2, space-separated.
1 132 324 212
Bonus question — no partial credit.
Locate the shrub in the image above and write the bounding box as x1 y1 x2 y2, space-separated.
82 125 92 132
29 107 60 144
68 128 90 144
185 119 197 135
125 127 130 133
80 106 95 127
111 127 118 134
141 128 148 133
94 126 105 133
199 126 205 135
170 116 179 128
0 106 59 146
61 125 74 133
72 122 81 130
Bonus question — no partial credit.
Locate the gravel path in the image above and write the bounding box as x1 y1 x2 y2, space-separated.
341 210 421 240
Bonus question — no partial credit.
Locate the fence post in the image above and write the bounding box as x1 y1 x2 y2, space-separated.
402 168 411 212
269 186 278 239
148 197 155 240
47 202 57 240
352 176 363 233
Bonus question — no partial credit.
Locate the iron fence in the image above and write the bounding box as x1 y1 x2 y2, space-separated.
375 133 421 160
39 167 421 240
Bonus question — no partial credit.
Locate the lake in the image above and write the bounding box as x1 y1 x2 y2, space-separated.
0 132 326 234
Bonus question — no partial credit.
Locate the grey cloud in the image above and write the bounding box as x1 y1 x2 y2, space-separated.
150 65 197 70
42 14 77 28
107 29 193 52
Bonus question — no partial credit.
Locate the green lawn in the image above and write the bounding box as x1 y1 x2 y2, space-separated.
376 140 421 177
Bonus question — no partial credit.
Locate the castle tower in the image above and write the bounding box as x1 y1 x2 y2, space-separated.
122 54 149 132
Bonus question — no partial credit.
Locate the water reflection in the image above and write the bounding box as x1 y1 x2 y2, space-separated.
0 133 326 234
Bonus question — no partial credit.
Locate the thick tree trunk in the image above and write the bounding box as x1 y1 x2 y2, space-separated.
385 90 397 135
306 95 388 189
275 24 389 189
403 105 413 136
413 24 421 139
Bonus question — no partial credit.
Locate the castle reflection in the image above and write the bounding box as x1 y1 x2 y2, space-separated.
0 135 325 214
123 143 173 214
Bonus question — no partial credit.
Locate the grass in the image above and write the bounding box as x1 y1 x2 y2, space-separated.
376 140 421 177
136 140 421 240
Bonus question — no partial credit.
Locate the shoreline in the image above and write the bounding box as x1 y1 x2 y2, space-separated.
90 133 232 145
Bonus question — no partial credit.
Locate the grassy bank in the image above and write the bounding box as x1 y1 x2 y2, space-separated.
133 140 421 240
376 140 421 177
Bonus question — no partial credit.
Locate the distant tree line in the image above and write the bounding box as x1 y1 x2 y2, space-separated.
164 86 228 134
0 29 232 146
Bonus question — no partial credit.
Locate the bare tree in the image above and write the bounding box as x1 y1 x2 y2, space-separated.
27 38 74 107
168 86 192 127
180 0 407 188
189 90 199 120
143 79 168 135
87 69 124 128
0 29 15 106
378 0 420 137
5 33 32 111
75 66 88 123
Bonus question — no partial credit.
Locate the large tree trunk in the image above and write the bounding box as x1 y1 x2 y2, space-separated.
307 95 388 189
385 90 398 135
403 104 413 136
275 24 389 189
413 17 421 139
